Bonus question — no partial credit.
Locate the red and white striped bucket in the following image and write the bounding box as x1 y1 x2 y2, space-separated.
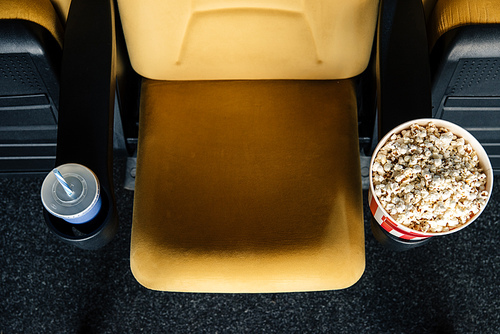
369 119 494 240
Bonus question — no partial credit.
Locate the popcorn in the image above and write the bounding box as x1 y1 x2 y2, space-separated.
372 122 489 233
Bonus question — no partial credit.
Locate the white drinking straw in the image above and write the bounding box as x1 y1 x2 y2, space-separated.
53 168 75 198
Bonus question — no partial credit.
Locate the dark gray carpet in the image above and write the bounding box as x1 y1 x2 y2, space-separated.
1 158 499 333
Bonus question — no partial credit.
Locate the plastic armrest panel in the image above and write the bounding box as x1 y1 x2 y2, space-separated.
43 0 118 249
376 0 432 138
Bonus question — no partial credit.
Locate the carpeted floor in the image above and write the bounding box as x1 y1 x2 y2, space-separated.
1 157 499 333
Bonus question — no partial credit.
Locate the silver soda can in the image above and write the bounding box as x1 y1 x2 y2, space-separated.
41 163 101 224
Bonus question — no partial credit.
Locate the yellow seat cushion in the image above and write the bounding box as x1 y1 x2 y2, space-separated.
428 0 500 48
117 0 379 80
0 0 65 47
131 79 365 292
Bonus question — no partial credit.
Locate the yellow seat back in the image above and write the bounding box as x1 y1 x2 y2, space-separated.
118 0 379 80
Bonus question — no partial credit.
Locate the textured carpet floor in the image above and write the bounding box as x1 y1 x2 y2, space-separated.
1 158 499 333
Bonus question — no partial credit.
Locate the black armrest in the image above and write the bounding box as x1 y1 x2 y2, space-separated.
371 0 434 251
376 0 432 138
43 0 118 249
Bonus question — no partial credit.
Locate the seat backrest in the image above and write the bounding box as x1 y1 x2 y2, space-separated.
425 0 500 174
117 0 379 80
0 0 71 174
0 0 68 46
427 0 500 49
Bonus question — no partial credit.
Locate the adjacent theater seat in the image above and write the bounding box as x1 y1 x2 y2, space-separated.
371 0 499 250
0 0 70 175
117 0 379 292
426 0 500 174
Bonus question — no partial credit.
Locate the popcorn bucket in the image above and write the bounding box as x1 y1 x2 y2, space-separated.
369 119 494 243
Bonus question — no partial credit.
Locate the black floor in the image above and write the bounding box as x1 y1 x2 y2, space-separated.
1 158 499 333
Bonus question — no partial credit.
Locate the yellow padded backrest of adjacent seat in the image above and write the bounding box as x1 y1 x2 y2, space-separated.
427 0 500 49
117 0 379 80
0 0 67 46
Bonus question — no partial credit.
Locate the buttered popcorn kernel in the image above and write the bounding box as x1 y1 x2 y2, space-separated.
372 122 489 233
